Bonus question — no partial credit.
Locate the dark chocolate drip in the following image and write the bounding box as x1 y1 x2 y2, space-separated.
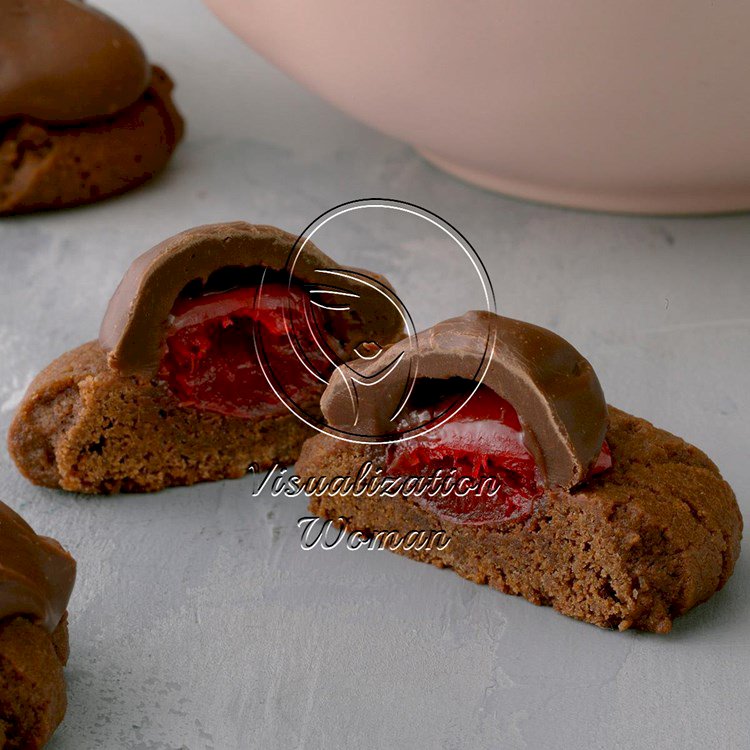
321 311 608 489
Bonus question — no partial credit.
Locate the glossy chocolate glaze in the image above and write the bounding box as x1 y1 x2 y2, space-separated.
0 501 76 632
321 311 608 489
99 222 405 377
0 0 149 124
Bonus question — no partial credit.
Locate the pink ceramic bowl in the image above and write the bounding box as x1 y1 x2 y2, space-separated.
205 0 750 214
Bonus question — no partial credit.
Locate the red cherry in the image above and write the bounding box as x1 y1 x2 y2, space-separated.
159 283 332 418
385 385 611 526
590 439 612 476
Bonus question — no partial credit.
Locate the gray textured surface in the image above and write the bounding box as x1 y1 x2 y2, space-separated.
1 1 749 748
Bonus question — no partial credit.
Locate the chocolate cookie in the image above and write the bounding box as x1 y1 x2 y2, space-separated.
0 501 76 749
0 0 184 215
8 222 404 494
295 311 742 632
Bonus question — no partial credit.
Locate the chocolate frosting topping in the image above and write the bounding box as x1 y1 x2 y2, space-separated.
321 310 608 489
0 501 76 632
0 0 150 125
99 222 404 377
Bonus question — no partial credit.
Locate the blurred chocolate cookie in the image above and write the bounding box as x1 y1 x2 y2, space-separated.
0 500 76 748
0 0 184 214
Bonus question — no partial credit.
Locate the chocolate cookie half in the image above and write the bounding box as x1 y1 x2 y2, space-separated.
295 311 742 632
0 0 184 214
9 222 405 494
0 500 76 749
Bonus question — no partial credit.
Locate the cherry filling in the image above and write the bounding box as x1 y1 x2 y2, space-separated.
384 385 612 526
158 283 335 418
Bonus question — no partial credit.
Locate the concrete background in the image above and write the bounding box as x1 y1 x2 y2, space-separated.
1 1 748 747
